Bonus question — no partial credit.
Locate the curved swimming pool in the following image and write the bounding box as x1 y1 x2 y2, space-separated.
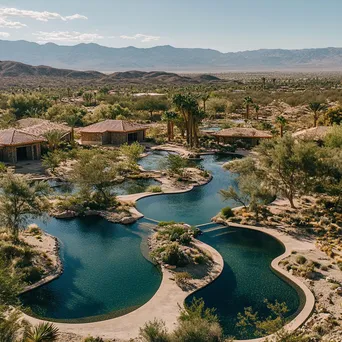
137 154 301 337
22 153 300 338
21 217 162 321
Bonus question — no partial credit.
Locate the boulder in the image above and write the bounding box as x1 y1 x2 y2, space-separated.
84 210 101 216
120 216 136 225
54 210 77 219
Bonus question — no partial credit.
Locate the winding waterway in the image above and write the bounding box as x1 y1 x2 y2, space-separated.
22 152 300 338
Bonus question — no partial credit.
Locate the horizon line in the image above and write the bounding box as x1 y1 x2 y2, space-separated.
1 39 342 54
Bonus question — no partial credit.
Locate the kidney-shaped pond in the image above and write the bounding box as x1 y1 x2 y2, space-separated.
21 217 162 322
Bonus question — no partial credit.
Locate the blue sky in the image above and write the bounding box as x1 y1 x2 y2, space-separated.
0 0 340 52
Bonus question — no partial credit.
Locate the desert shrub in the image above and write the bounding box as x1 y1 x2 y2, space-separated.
175 272 192 287
21 266 43 284
161 154 188 176
147 185 162 193
0 162 6 173
139 319 170 342
172 318 223 342
194 254 207 264
296 255 307 265
158 221 176 227
179 233 191 245
162 242 188 267
191 226 201 238
27 224 42 236
179 298 218 323
221 206 234 218
83 337 105 342
324 124 342 148
0 244 25 260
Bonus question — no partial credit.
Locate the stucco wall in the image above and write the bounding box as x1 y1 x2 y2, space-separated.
0 143 42 164
81 132 103 145
81 130 145 146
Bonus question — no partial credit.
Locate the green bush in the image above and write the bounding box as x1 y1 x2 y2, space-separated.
0 244 25 260
146 185 162 193
83 337 105 342
21 266 43 284
175 272 192 286
172 318 223 342
194 254 207 264
158 221 176 227
0 162 6 173
296 255 307 265
179 233 191 246
139 319 170 342
162 243 188 267
221 206 234 218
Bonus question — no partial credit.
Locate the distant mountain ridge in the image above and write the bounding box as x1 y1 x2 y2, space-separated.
0 61 222 88
2 40 342 71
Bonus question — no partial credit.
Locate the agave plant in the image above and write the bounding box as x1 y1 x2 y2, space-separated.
25 322 59 342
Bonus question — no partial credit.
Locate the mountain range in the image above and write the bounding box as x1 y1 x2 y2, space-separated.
0 60 223 88
2 40 342 72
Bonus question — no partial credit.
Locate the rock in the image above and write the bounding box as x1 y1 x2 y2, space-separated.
84 210 101 216
165 264 177 270
120 216 136 225
336 287 342 295
54 210 77 219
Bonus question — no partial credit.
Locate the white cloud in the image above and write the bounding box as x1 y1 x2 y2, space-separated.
33 31 104 43
120 33 160 43
64 14 88 21
0 7 87 29
0 17 26 29
0 31 10 37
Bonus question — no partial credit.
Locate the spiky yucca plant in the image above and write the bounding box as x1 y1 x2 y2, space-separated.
25 322 59 342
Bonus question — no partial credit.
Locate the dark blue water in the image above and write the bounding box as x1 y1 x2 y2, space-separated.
187 226 299 337
137 154 239 225
21 217 162 321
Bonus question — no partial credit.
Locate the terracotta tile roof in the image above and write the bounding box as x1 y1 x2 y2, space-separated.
292 126 331 140
17 118 71 138
211 127 273 138
0 128 46 146
80 120 147 133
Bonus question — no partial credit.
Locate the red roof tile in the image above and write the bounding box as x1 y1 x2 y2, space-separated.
0 128 46 146
80 120 147 133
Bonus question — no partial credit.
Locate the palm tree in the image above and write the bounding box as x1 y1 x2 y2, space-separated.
243 96 253 120
43 129 65 151
308 102 326 127
162 111 178 141
201 93 210 112
25 323 59 342
65 114 79 144
253 104 260 120
276 115 287 137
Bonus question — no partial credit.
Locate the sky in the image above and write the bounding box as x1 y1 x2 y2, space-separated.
0 0 341 52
